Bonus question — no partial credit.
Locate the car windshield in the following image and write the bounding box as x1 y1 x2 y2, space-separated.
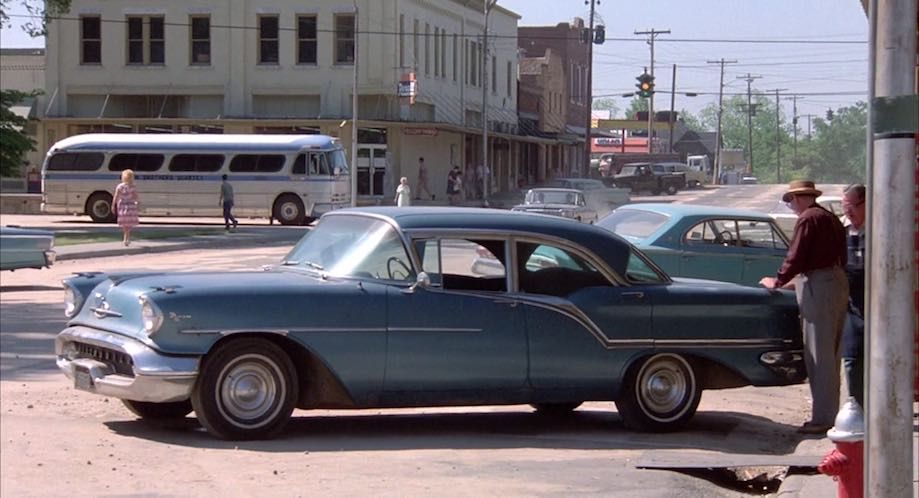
598 209 670 239
282 215 415 281
617 167 637 176
526 190 579 205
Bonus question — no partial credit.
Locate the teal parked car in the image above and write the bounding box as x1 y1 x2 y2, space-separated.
55 207 804 440
598 204 790 287
1 226 56 271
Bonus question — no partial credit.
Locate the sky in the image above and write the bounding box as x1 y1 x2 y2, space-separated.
1 0 869 121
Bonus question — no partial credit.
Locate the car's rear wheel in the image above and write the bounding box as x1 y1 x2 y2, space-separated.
86 192 116 223
666 184 679 195
191 338 298 440
530 402 582 416
615 353 701 432
122 399 193 419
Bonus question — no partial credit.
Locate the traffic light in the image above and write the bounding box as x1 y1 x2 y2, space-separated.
593 25 605 44
636 73 654 98
826 109 834 121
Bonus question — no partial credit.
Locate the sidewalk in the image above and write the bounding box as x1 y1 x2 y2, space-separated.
54 226 305 261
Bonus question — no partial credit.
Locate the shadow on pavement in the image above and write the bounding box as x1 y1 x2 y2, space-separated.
0 285 62 293
0 300 66 381
103 408 806 455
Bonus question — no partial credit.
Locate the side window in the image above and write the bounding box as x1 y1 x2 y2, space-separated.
109 153 164 172
229 154 285 173
418 238 507 292
516 242 610 297
46 152 105 171
308 153 330 175
737 220 788 250
684 219 739 246
626 249 667 284
292 154 306 175
169 154 224 172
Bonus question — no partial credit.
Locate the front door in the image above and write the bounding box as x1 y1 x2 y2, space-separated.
356 145 387 197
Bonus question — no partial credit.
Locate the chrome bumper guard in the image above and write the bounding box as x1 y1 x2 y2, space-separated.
55 326 199 403
760 349 806 381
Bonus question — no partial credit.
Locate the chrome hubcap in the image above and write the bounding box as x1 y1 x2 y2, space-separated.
218 354 282 427
279 202 299 221
638 355 691 419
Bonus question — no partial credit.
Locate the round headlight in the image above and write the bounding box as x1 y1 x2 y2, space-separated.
139 295 164 335
63 284 81 318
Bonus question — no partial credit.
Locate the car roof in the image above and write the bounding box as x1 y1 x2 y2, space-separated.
326 207 633 271
528 188 582 194
613 203 775 221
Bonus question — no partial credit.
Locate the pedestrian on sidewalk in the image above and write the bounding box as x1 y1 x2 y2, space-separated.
219 174 238 231
447 166 463 205
415 157 434 200
759 180 848 435
841 183 866 407
395 176 412 207
112 169 140 246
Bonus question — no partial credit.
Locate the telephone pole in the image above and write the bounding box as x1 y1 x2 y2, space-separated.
784 95 800 167
481 0 497 206
766 88 787 183
583 0 598 176
668 63 676 153
737 73 761 174
635 28 670 153
707 58 737 183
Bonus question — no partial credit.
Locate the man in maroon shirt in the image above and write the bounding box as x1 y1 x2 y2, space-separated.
760 180 848 435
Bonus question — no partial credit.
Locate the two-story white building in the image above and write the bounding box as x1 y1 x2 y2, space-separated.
40 0 544 202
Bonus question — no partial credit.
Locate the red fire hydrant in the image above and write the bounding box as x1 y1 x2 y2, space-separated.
817 397 864 498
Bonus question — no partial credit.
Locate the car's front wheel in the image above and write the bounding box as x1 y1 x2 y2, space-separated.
191 338 298 440
122 399 193 419
615 353 701 432
666 184 679 195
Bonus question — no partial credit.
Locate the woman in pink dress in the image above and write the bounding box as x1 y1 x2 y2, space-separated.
112 169 140 246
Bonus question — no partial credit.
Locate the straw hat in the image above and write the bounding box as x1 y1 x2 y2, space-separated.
782 179 822 202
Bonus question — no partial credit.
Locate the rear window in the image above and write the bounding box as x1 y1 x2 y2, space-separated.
46 152 105 171
108 153 164 172
598 209 669 238
229 154 285 173
169 154 224 172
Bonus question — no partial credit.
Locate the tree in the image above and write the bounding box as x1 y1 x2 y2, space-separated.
796 102 867 183
0 0 71 36
0 90 38 176
677 108 706 134
592 97 620 119
624 97 648 120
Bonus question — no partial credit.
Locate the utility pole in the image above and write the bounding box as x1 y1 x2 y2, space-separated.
737 73 761 174
350 0 359 207
866 0 916 494
583 0 598 177
800 113 817 140
766 88 787 183
785 95 800 167
707 58 737 184
635 28 670 153
481 0 497 206
668 64 676 153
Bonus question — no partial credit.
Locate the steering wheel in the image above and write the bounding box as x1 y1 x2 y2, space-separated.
386 257 411 280
718 230 735 244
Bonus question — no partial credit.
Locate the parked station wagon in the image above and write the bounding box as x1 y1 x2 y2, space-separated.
598 204 790 287
56 207 805 440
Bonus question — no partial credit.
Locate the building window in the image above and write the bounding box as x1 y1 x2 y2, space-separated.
433 27 439 77
190 16 210 65
424 23 430 75
334 14 355 64
399 14 405 68
441 30 446 77
506 60 512 97
453 33 458 82
127 16 165 65
297 15 317 64
80 16 101 64
463 39 469 84
491 55 496 93
258 15 279 64
413 19 419 69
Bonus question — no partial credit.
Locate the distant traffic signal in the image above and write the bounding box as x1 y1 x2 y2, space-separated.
826 109 834 121
593 25 605 44
636 73 654 98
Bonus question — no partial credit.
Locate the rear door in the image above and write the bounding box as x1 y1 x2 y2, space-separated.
679 218 744 283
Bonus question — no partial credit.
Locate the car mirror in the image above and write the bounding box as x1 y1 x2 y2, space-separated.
404 272 431 294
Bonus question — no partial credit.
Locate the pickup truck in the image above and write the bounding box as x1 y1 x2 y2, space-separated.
652 162 706 189
603 163 686 195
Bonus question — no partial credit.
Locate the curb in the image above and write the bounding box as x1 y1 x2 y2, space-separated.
56 232 304 261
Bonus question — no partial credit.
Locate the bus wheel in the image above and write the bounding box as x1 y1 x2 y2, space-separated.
87 192 116 223
273 195 305 226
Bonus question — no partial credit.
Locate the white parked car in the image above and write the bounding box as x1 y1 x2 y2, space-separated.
769 195 847 238
511 188 599 224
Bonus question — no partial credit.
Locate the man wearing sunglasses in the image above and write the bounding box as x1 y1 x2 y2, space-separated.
841 184 867 408
760 179 848 435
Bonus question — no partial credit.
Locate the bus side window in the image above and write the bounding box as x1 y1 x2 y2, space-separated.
47 152 104 171
292 154 307 175
316 153 330 175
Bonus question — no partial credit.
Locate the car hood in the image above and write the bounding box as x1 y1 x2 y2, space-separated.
67 269 388 354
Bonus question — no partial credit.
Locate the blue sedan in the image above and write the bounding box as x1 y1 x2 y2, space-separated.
0 226 56 271
55 207 804 440
598 204 790 287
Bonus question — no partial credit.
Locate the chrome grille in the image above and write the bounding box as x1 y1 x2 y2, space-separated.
74 342 134 377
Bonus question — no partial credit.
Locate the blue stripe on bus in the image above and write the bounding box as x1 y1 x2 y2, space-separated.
44 172 342 182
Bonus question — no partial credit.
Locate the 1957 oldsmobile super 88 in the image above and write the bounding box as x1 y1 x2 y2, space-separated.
56 207 805 440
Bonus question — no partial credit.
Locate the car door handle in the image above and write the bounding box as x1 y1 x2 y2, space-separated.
621 291 644 299
492 298 519 307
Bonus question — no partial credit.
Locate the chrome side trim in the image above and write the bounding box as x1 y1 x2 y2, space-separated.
178 327 389 335
387 327 483 333
90 307 123 318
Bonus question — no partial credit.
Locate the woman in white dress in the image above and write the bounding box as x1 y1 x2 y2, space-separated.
395 176 412 207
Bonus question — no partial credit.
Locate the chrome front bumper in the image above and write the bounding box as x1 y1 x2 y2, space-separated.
55 326 199 403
